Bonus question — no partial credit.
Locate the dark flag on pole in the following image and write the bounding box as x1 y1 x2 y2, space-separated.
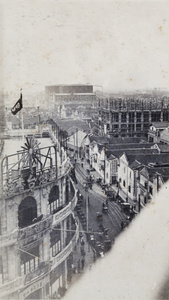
11 93 23 115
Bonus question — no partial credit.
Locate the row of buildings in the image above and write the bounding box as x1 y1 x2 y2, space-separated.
81 129 169 210
45 84 169 139
4 85 169 141
44 86 169 213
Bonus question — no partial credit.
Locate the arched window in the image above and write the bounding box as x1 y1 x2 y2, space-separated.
18 197 37 228
49 185 59 214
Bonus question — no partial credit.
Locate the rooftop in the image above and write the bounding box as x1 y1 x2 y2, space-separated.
126 153 169 167
151 122 169 129
142 166 169 183
107 148 158 159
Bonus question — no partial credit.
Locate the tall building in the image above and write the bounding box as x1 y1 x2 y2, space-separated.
0 138 78 299
98 96 169 137
45 84 96 112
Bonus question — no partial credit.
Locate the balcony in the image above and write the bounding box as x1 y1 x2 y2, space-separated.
24 261 51 285
0 277 24 298
51 223 79 270
52 192 77 226
18 215 53 246
0 229 18 248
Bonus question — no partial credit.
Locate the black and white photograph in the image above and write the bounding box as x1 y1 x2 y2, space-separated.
1 0 169 299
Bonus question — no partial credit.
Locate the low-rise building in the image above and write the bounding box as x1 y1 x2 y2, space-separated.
118 152 169 209
136 166 169 209
148 122 169 143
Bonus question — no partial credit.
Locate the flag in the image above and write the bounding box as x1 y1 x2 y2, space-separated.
11 93 23 115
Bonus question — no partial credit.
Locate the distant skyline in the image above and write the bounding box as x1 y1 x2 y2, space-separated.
1 0 169 95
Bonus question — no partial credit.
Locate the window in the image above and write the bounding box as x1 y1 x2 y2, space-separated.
21 264 25 276
49 185 59 214
18 197 37 228
0 256 3 284
25 261 29 273
30 259 35 271
20 247 39 275
50 226 61 258
128 186 131 193
149 186 153 195
121 112 126 122
51 240 61 257
123 180 126 187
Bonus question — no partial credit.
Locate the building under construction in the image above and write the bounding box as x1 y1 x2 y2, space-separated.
98 96 169 137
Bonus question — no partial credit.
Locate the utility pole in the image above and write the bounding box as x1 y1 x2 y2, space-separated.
103 147 106 184
86 194 90 252
76 128 78 160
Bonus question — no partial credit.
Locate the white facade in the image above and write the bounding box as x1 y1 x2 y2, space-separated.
118 154 136 202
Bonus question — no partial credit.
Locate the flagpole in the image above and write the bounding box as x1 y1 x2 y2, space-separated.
21 110 24 142
20 89 24 142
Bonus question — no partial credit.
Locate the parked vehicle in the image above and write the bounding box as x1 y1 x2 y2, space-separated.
96 177 102 184
96 211 103 221
102 203 108 213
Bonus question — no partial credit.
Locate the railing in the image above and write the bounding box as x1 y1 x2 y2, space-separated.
50 223 79 270
52 192 77 226
52 174 77 225
0 229 18 248
18 215 53 246
0 223 79 297
24 262 51 285
0 277 24 297
1 144 58 199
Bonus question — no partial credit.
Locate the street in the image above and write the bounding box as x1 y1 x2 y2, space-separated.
73 160 129 259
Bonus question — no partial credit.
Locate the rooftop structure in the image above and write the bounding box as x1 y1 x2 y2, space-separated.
98 97 169 138
0 137 79 299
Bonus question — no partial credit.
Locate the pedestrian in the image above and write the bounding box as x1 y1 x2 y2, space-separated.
71 263 75 273
78 259 81 272
81 258 85 270
81 239 85 247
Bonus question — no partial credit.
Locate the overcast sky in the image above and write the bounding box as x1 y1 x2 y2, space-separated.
1 0 169 94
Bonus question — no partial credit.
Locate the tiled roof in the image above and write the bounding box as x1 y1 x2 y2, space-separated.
146 167 169 182
108 137 148 144
126 153 169 166
55 119 90 133
106 149 158 159
129 160 143 169
151 122 169 129
88 135 109 144
156 144 169 152
106 143 154 151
